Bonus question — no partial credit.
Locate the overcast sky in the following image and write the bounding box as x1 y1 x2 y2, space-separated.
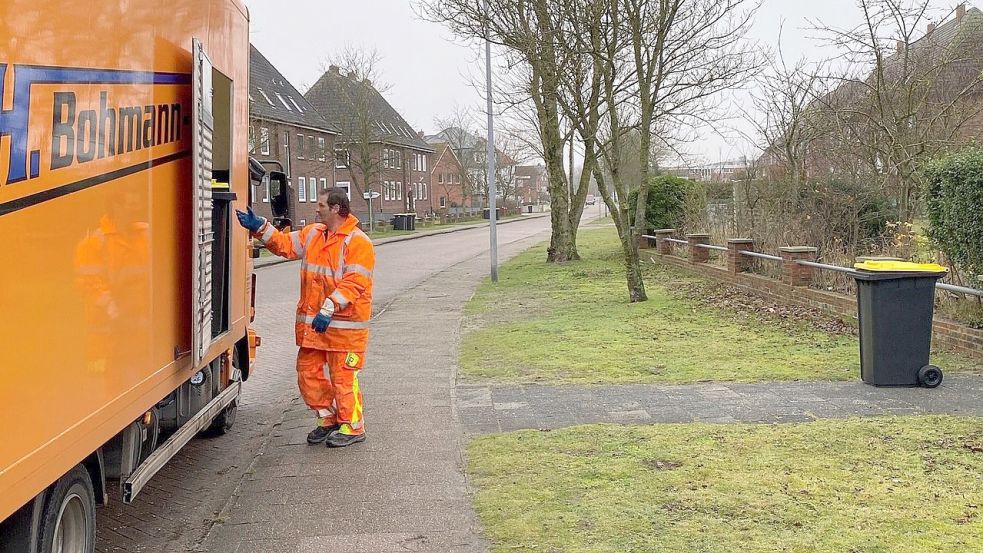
244 0 962 163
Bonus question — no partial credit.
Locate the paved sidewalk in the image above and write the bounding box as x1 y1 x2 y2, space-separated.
456 376 983 433
201 231 551 553
253 213 550 269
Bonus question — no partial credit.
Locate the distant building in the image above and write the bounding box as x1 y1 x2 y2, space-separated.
305 66 434 221
665 159 746 183
424 127 517 207
429 142 474 213
514 164 549 205
248 45 339 227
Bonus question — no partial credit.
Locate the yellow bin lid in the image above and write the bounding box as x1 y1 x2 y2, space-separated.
853 260 947 273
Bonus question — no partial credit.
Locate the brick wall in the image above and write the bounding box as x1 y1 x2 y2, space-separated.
249 120 336 227
653 252 983 356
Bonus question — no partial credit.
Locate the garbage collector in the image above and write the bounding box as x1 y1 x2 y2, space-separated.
236 188 374 447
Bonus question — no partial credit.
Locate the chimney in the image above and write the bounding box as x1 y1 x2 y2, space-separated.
329 64 340 74
957 3 966 23
896 40 904 52
362 78 372 88
927 22 937 35
418 130 425 139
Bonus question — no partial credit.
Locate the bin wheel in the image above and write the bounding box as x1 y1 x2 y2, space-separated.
917 365 943 388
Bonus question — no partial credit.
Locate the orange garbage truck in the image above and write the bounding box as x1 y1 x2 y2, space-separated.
0 2 262 551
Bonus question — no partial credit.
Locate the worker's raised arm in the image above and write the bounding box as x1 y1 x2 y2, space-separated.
236 207 308 260
329 230 375 310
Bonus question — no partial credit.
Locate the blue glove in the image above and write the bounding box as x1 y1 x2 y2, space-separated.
235 206 265 232
312 312 331 333
312 299 335 333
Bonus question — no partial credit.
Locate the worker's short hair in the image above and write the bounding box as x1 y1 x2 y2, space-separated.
322 188 351 217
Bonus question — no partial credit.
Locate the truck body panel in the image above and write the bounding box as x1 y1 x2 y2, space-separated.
0 0 252 522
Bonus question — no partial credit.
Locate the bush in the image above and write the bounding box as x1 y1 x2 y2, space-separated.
924 148 983 278
799 178 894 248
627 174 691 232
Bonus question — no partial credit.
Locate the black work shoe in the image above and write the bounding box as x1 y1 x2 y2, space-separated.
307 425 339 444
325 430 366 448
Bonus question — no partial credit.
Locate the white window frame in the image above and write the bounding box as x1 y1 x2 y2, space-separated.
335 148 349 169
382 148 390 169
397 181 402 200
440 196 446 208
262 174 270 202
298 177 307 202
308 136 316 162
337 181 351 200
260 126 270 155
318 137 326 161
309 176 316 202
384 180 391 201
297 134 305 159
275 92 293 111
320 177 327 191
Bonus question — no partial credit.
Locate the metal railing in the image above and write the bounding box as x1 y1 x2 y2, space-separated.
647 233 983 298
739 250 782 262
795 260 854 275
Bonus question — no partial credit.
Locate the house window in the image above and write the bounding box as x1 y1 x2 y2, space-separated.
337 181 351 200
422 182 428 200
396 181 402 200
282 131 291 176
262 174 270 202
308 136 316 161
297 134 305 159
258 88 274 106
438 173 444 184
309 176 316 202
335 149 349 168
422 155 428 172
318 137 326 161
382 148 390 169
298 177 307 202
394 150 402 169
320 177 327 190
260 127 270 155
440 196 446 208
275 92 293 111
383 180 391 201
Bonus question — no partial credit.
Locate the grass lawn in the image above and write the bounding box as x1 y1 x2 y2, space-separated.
460 227 979 384
468 416 983 553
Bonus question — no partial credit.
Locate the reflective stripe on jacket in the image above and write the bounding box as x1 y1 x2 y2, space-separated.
257 215 374 351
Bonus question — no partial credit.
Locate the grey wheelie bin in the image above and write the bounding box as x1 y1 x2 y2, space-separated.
851 260 948 388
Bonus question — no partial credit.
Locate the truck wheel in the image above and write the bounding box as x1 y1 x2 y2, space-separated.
39 465 96 553
206 399 238 436
204 350 242 436
918 365 943 388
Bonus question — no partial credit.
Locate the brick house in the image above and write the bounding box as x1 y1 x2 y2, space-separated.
428 142 473 212
248 45 339 227
766 4 983 181
513 164 549 205
425 127 518 208
304 66 434 224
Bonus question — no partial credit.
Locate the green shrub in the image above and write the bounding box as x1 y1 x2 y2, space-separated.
627 174 691 232
924 148 983 278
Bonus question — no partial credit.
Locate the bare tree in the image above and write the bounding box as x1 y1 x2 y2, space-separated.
813 0 983 220
557 0 758 301
422 0 585 262
311 47 391 230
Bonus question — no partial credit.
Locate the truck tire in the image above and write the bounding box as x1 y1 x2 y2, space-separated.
39 465 96 553
204 349 243 436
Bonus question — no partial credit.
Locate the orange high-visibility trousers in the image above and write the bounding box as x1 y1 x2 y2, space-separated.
296 347 365 434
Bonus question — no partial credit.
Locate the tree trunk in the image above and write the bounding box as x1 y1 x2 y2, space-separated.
617 211 648 302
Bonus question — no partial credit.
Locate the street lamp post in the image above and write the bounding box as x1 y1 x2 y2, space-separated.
484 0 498 283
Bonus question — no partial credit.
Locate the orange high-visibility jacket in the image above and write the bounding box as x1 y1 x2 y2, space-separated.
256 215 374 352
